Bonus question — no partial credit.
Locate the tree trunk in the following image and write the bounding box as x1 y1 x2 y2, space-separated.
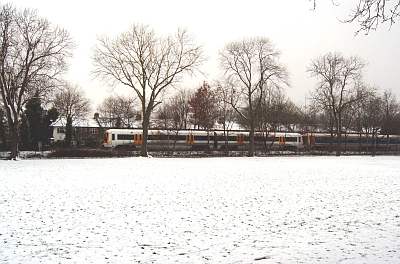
336 118 342 156
173 129 178 153
207 129 210 151
141 113 151 157
248 122 255 157
263 130 268 153
9 123 19 160
386 134 390 152
372 130 377 157
0 126 6 150
65 116 73 147
329 130 334 153
223 123 228 155
336 131 342 156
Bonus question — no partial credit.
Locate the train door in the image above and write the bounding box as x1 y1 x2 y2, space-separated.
134 134 143 145
310 134 315 145
103 132 109 144
237 134 244 144
186 134 194 144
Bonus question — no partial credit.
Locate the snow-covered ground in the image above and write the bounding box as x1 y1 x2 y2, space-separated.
1 157 400 263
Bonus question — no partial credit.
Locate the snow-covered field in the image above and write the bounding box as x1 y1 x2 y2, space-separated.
1 157 400 263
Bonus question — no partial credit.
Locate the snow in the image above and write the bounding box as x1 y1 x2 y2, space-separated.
1 156 400 263
51 118 100 128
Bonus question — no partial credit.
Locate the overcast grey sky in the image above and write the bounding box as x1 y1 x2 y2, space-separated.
9 0 400 108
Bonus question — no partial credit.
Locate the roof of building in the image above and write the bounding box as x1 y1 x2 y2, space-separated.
51 118 101 128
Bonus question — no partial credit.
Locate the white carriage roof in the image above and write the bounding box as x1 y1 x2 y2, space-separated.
105 128 302 136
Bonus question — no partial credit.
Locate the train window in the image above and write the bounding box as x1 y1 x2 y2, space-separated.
285 137 297 142
148 134 160 140
228 136 236 141
215 135 232 141
112 134 115 140
177 135 185 141
195 135 209 141
117 134 133 140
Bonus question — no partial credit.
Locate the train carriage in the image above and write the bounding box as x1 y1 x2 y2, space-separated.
103 129 304 151
302 132 400 152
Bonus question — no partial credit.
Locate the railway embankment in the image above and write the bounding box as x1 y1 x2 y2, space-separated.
2 149 400 159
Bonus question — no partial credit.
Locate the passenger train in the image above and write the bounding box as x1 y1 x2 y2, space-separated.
103 128 400 152
302 132 400 152
103 129 304 151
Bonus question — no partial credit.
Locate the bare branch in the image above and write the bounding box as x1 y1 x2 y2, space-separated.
312 0 400 34
220 37 288 156
0 3 73 158
92 24 203 156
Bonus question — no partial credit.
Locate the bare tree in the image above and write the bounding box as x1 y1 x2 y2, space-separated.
270 95 302 132
215 82 236 152
0 105 7 149
381 90 400 137
157 104 171 130
312 0 400 33
0 4 73 158
257 88 296 131
168 90 191 131
156 89 191 151
350 88 384 154
97 95 137 128
53 83 90 147
382 90 400 133
156 89 191 130
308 52 367 156
220 37 288 156
364 92 384 155
93 24 203 156
252 87 301 152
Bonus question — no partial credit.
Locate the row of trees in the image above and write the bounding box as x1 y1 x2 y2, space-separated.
1 2 400 158
155 81 302 153
93 24 400 157
0 83 91 151
307 52 400 155
93 30 298 156
1 70 399 155
0 4 73 159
